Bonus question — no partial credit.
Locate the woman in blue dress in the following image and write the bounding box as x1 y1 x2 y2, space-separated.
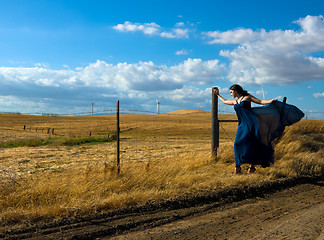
215 84 304 174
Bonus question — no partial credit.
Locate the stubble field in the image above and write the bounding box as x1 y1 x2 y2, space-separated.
0 110 323 237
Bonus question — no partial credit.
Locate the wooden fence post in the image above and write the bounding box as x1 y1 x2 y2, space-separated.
116 100 120 175
211 87 219 158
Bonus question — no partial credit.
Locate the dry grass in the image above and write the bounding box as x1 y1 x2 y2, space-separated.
0 111 323 230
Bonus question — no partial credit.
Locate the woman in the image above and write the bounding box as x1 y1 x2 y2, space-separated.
215 84 304 174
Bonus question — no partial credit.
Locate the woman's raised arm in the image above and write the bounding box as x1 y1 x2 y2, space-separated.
250 95 277 105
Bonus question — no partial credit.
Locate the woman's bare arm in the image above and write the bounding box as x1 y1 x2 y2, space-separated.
250 95 277 105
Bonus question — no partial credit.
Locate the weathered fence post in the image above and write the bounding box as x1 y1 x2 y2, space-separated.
116 100 120 175
211 87 219 159
280 97 287 116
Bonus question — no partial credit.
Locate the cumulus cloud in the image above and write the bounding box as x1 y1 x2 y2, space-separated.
113 21 161 35
76 58 222 91
169 58 222 85
171 28 189 38
0 96 42 113
166 86 209 101
203 28 264 44
113 21 189 39
0 59 223 113
207 15 324 85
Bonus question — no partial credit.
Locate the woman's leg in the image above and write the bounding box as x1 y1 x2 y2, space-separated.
247 164 256 173
234 166 241 174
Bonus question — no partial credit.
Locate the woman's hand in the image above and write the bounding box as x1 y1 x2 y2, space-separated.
215 88 236 105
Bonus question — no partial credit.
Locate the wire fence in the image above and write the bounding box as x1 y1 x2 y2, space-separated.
1 109 232 184
1 103 320 183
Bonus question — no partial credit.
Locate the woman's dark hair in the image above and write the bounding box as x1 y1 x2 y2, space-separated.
230 84 249 96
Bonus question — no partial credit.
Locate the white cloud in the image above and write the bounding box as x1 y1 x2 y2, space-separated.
313 92 324 98
172 28 189 38
205 15 324 51
35 78 60 87
0 95 48 113
159 28 189 39
0 66 75 86
159 32 174 38
203 28 264 44
214 87 229 94
208 15 324 85
0 59 224 114
169 58 223 85
113 21 189 39
166 86 209 101
113 21 161 35
0 58 223 100
175 49 189 55
175 22 185 27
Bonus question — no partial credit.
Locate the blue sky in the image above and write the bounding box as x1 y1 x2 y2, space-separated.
0 0 323 119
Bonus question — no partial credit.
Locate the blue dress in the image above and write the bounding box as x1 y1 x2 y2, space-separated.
234 100 304 167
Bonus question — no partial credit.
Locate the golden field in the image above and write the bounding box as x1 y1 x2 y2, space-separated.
0 110 323 231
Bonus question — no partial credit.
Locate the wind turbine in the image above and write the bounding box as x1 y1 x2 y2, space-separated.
91 97 94 115
156 99 160 114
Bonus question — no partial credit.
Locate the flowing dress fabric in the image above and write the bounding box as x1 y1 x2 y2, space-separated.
234 100 304 168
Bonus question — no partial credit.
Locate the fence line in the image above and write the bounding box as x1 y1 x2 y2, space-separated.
0 108 156 117
0 105 217 184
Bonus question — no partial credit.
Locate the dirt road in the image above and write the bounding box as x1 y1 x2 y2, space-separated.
110 181 324 240
2 178 323 240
